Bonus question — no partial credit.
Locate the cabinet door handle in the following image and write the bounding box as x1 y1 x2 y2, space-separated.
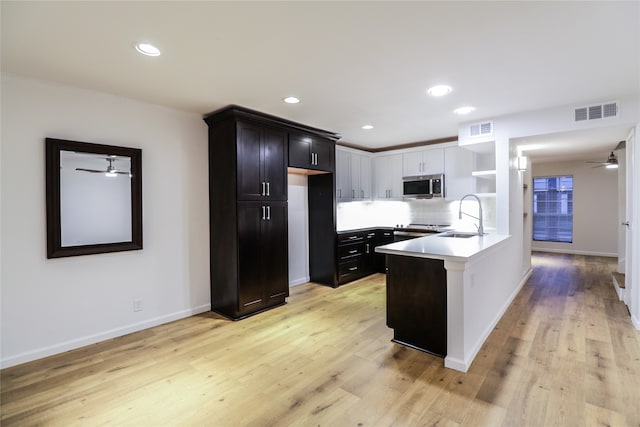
266 182 270 196
315 153 319 165
267 205 271 220
352 189 355 198
349 266 358 271
348 236 359 240
262 206 266 220
365 243 370 253
361 189 364 198
622 221 629 226
261 182 266 196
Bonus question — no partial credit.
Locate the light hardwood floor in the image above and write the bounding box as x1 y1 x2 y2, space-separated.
2 253 639 426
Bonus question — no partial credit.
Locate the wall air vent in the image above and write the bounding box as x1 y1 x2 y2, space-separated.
574 101 618 122
469 121 493 137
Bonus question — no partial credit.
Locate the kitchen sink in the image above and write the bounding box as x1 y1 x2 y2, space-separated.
438 231 478 238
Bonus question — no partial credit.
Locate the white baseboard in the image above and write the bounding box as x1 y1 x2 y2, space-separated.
633 314 640 331
446 267 533 373
531 247 618 258
289 276 310 287
612 275 626 302
1 304 211 369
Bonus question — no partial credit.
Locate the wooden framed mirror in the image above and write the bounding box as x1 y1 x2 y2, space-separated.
46 138 142 258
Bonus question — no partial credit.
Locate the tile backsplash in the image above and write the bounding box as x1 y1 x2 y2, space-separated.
336 197 496 232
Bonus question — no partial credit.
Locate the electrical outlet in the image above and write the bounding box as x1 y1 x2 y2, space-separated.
133 299 143 312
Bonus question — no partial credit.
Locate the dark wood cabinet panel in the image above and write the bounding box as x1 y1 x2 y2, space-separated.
260 202 289 302
237 121 287 201
386 255 447 357
261 128 288 200
288 133 335 172
205 105 339 318
335 227 394 285
308 173 337 286
238 202 289 315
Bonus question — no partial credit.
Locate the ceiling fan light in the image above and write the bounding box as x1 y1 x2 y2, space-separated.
105 172 118 177
606 163 618 169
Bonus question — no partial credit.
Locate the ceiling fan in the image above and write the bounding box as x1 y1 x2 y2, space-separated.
587 151 618 169
76 156 132 177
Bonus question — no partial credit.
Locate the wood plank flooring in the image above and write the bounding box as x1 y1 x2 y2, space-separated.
2 252 639 426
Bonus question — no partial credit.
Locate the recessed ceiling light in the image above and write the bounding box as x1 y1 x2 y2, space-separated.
283 96 300 104
362 124 374 130
453 106 476 115
135 43 161 57
426 85 452 97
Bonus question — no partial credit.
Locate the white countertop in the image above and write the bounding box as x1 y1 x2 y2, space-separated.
375 232 511 262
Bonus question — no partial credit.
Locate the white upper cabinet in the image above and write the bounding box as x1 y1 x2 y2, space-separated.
336 147 372 202
402 148 445 177
358 155 372 200
373 154 403 199
444 146 474 200
335 148 351 202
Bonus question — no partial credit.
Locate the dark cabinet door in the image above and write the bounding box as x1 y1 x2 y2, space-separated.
261 202 289 302
288 133 335 172
237 203 265 310
312 138 335 172
237 201 288 314
261 128 288 201
363 231 377 275
237 122 264 200
288 134 312 169
237 122 287 201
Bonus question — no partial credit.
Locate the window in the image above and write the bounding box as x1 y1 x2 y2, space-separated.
532 176 573 243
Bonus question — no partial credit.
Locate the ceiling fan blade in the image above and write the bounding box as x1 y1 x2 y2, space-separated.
75 168 105 173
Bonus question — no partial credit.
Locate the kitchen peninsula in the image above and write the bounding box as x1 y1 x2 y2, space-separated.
376 232 513 372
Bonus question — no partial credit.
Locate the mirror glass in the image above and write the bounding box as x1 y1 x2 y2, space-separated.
60 150 132 246
46 138 142 258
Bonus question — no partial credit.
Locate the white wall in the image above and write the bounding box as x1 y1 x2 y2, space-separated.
530 159 619 257
0 74 210 368
287 173 309 286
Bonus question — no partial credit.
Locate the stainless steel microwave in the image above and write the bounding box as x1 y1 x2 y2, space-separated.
402 174 445 198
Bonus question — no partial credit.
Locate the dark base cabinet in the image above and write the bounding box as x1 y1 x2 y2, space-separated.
335 227 394 286
386 255 447 357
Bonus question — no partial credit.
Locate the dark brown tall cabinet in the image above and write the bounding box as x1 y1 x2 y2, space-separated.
204 105 340 319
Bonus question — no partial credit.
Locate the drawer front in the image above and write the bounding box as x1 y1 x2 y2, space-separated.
364 230 377 241
338 232 365 245
377 229 394 243
339 258 363 281
339 243 365 261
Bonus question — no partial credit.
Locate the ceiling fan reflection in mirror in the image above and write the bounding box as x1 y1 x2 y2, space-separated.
587 151 618 169
76 155 132 177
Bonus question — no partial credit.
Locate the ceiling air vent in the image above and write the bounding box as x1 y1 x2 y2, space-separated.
469 121 493 137
574 101 618 122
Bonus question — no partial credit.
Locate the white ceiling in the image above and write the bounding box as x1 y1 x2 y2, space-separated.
2 1 638 158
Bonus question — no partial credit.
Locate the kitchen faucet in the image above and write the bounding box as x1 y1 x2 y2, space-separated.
459 194 485 236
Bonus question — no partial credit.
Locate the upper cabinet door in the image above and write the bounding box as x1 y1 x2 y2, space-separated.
402 148 444 177
288 133 335 172
312 138 335 172
288 134 312 169
261 127 287 201
237 121 287 201
335 148 351 201
373 154 403 199
237 122 263 200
